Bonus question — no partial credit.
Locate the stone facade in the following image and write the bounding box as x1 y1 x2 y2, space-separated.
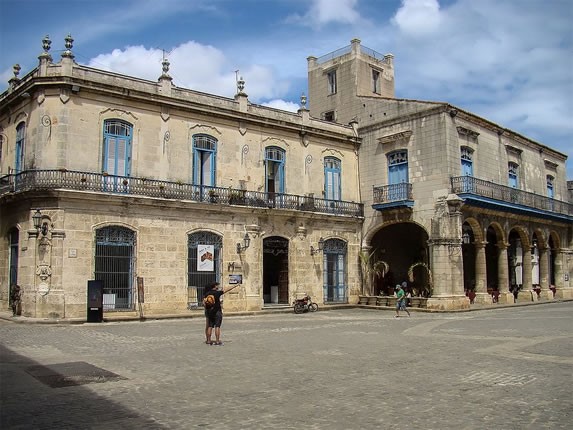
308 39 573 309
0 36 363 319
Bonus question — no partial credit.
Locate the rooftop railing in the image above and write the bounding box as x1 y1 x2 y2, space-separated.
0 170 363 218
451 176 573 217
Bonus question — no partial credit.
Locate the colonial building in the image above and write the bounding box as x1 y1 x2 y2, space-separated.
0 35 363 319
1 36 571 320
308 39 573 309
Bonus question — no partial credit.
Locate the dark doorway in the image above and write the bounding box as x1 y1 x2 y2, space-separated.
263 237 289 304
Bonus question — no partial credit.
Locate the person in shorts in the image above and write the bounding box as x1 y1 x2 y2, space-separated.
395 284 410 318
205 282 240 345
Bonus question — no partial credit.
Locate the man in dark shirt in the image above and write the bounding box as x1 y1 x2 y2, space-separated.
205 282 240 345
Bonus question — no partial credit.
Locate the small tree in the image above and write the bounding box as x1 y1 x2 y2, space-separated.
359 250 389 296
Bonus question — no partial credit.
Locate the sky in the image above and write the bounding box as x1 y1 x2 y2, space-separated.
1 0 572 179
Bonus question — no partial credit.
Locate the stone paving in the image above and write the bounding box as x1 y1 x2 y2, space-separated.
1 303 572 429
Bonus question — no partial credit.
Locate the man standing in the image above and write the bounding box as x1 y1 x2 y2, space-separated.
395 284 410 318
205 282 241 345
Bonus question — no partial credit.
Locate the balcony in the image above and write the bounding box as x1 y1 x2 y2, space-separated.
0 170 363 218
372 183 414 210
451 176 573 222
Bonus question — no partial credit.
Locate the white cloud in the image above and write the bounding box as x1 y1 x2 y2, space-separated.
261 99 300 112
86 41 290 102
392 0 442 36
287 0 361 26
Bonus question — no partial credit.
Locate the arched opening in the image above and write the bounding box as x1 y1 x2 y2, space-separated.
187 231 223 308
508 229 523 301
462 222 476 292
369 222 429 297
94 226 136 311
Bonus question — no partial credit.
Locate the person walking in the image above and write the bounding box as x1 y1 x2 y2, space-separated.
395 283 410 318
204 281 241 345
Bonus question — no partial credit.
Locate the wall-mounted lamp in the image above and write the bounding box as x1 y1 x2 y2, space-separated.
236 232 251 254
310 237 325 256
462 231 471 245
32 209 48 236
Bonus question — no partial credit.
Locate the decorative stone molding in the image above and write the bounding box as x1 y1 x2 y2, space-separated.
377 130 412 145
189 124 222 136
456 126 479 140
544 159 558 170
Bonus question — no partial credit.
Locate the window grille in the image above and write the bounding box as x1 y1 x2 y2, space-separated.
94 226 136 311
323 239 347 303
188 231 222 308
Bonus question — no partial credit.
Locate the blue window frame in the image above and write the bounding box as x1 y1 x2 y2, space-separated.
265 146 285 194
15 122 25 173
546 175 554 198
388 150 408 185
193 134 217 188
508 162 519 188
324 157 341 201
323 239 347 303
461 147 473 176
103 120 132 192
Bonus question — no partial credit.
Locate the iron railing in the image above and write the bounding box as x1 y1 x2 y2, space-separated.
0 170 363 217
451 176 573 216
373 183 413 204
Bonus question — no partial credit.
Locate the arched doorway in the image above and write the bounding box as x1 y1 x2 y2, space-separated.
187 231 223 308
263 237 289 304
94 226 136 311
462 222 476 292
369 223 429 297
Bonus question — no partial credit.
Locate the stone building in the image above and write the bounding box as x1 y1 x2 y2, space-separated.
0 35 363 319
308 39 573 309
1 36 571 320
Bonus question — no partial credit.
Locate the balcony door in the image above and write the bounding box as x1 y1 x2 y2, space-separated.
102 120 132 191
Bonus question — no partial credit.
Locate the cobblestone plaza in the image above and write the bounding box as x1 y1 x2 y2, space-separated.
1 303 572 429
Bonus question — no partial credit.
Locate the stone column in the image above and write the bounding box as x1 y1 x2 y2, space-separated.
538 246 552 300
474 241 490 304
518 244 534 302
497 243 513 304
554 250 572 299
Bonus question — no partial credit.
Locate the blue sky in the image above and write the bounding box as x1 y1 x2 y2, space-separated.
1 0 572 179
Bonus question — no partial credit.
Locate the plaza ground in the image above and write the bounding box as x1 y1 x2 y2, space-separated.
1 303 572 429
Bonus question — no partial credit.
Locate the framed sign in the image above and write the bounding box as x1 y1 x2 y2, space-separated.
198 244 214 272
229 274 243 285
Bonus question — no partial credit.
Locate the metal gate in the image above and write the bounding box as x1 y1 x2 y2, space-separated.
94 226 136 311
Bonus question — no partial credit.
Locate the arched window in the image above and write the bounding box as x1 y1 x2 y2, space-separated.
324 157 341 201
265 146 285 194
94 226 136 310
102 120 132 193
15 122 25 172
508 162 519 188
193 134 217 187
323 239 347 303
188 231 223 308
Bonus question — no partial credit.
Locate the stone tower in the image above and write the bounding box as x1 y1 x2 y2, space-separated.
307 38 395 124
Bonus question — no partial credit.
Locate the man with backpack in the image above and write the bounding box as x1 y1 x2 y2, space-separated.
203 281 240 345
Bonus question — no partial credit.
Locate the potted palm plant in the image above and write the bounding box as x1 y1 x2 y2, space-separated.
359 249 389 305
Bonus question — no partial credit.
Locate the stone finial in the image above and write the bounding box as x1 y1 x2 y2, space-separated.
162 57 170 75
39 35 53 63
42 35 52 53
300 93 307 109
61 34 75 59
13 64 21 79
237 76 245 94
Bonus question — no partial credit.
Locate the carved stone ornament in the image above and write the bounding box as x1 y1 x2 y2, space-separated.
377 130 412 145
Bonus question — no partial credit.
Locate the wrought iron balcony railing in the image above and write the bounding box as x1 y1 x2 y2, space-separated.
451 175 573 217
0 170 363 217
372 183 413 207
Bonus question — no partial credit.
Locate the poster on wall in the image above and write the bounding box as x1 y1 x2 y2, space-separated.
198 244 214 272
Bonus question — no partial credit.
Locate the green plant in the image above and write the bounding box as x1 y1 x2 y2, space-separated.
359 249 389 296
408 262 433 297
